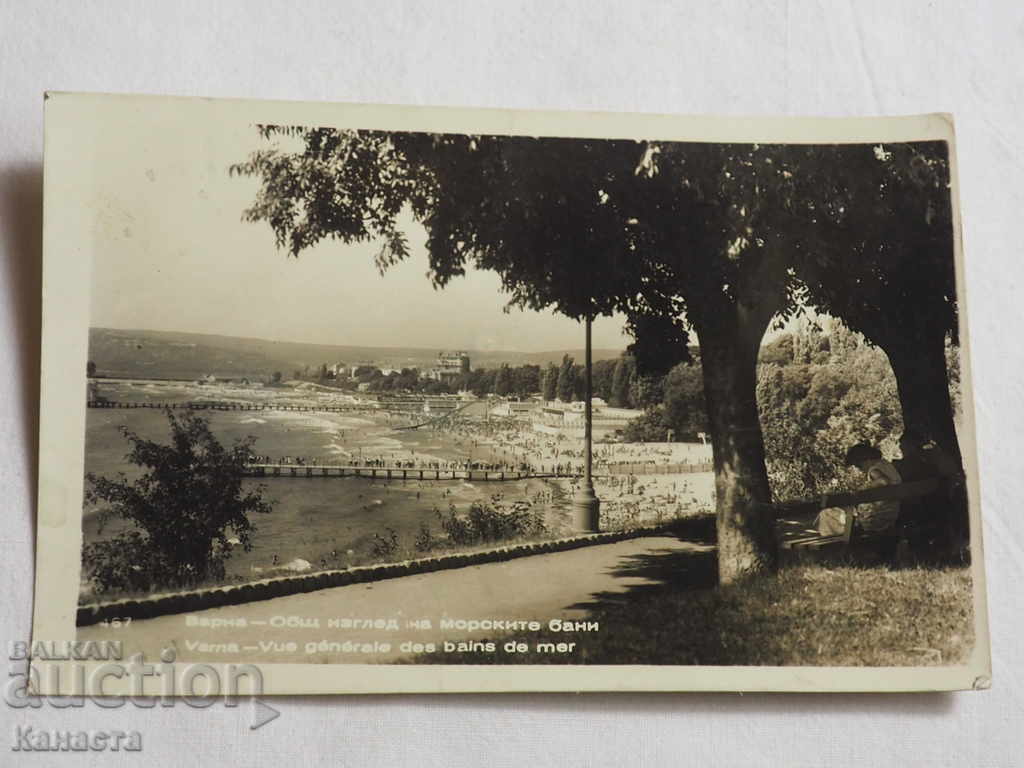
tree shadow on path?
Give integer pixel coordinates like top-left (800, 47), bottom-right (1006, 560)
top-left (566, 515), bottom-right (718, 614)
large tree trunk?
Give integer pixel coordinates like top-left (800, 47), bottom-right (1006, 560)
top-left (877, 315), bottom-right (968, 556)
top-left (882, 322), bottom-right (961, 467)
top-left (694, 301), bottom-right (778, 584)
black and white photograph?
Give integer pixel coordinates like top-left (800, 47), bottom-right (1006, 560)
top-left (32, 94), bottom-right (987, 694)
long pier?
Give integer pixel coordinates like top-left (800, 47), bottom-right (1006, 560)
top-left (86, 398), bottom-right (484, 430)
top-left (87, 400), bottom-right (370, 414)
top-left (242, 464), bottom-right (548, 481)
top-left (240, 462), bottom-right (713, 481)
top-left (604, 461), bottom-right (713, 475)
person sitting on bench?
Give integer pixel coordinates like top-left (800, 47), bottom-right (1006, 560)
top-left (815, 443), bottom-right (902, 536)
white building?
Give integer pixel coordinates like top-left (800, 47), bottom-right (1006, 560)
top-left (428, 351), bottom-right (470, 383)
top-left (532, 402), bottom-right (642, 440)
top-left (489, 400), bottom-right (538, 419)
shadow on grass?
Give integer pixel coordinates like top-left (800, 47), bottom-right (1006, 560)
top-left (413, 510), bottom-right (974, 668)
top-left (662, 513), bottom-right (717, 544)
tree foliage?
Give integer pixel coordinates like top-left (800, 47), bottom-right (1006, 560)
top-left (556, 354), bottom-right (578, 403)
top-left (622, 360), bottom-right (708, 442)
top-left (542, 362), bottom-right (558, 401)
top-left (784, 143), bottom-right (956, 345)
top-left (227, 130), bottom-right (810, 583)
top-left (756, 323), bottom-right (903, 501)
top-left (781, 142), bottom-right (960, 463)
top-left (661, 362), bottom-right (709, 439)
top-left (230, 128), bottom-right (681, 330)
top-left (83, 410), bottom-right (273, 594)
top-left (493, 364), bottom-right (512, 396)
top-left (231, 128), bottom-right (962, 581)
top-left (591, 358), bottom-right (617, 403)
top-left (610, 355), bottom-right (634, 408)
top-left (759, 335), bottom-right (793, 366)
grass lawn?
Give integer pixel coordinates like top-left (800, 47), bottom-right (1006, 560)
top-left (414, 564), bottom-right (974, 666)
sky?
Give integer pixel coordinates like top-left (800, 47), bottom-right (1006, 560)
top-left (87, 113), bottom-right (634, 353)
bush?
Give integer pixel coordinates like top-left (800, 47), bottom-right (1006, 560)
top-left (370, 528), bottom-right (400, 558)
top-left (757, 332), bottom-right (903, 502)
top-left (82, 531), bottom-right (172, 595)
top-left (83, 409), bottom-right (273, 595)
top-left (621, 408), bottom-right (669, 443)
top-left (413, 523), bottom-right (436, 552)
top-left (438, 503), bottom-right (546, 546)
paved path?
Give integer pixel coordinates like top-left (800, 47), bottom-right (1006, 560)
top-left (77, 536), bottom-right (712, 664)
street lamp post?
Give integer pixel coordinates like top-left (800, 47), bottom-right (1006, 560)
top-left (572, 313), bottom-right (601, 533)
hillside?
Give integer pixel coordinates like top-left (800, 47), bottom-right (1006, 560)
top-left (87, 328), bottom-right (626, 380)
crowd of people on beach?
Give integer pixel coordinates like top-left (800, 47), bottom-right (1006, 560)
top-left (427, 415), bottom-right (712, 472)
top-left (250, 410), bottom-right (711, 480)
top-left (242, 404), bottom-right (717, 549)
top-left (246, 452), bottom-right (542, 474)
top-left (416, 416), bottom-right (714, 526)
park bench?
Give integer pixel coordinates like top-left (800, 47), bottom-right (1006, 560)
top-left (765, 478), bottom-right (945, 564)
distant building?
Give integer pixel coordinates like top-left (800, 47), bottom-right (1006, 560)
top-left (329, 362), bottom-right (350, 378)
top-left (428, 351), bottom-right (470, 383)
top-left (490, 400), bottom-right (537, 419)
top-left (422, 397), bottom-right (460, 416)
top-left (532, 402), bottom-right (641, 440)
top-left (567, 397), bottom-right (608, 412)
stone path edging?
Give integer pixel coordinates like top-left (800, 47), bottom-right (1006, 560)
top-left (76, 525), bottom-right (676, 626)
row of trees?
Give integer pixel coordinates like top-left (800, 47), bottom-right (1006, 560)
top-left (82, 321), bottom-right (947, 595)
top-left (542, 354), bottom-right (648, 408)
top-left (285, 354), bottom-right (660, 405)
top-left (624, 320), bottom-right (962, 509)
top-left (351, 353), bottom-right (658, 406)
top-left (304, 362), bottom-right (546, 397)
top-left (232, 128), bottom-right (962, 584)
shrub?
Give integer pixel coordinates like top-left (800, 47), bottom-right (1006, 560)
top-left (757, 336), bottom-right (903, 502)
top-left (82, 409), bottom-right (273, 594)
top-left (413, 523), bottom-right (436, 552)
top-left (82, 531), bottom-right (171, 595)
top-left (438, 503), bottom-right (546, 546)
top-left (370, 528), bottom-right (400, 558)
top-left (621, 409), bottom-right (668, 443)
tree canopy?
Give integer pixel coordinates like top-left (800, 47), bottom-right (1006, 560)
top-left (232, 127), bottom-right (963, 580)
top-left (231, 128), bottom-right (678, 326)
top-left (556, 354), bottom-right (578, 403)
top-left (783, 142), bottom-right (961, 465)
top-left (542, 362), bottom-right (558, 401)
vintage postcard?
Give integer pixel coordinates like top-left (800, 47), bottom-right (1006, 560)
top-left (31, 93), bottom-right (990, 694)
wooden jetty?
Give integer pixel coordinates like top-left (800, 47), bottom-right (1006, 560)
top-left (87, 400), bottom-right (367, 414)
top-left (241, 464), bottom-right (554, 481)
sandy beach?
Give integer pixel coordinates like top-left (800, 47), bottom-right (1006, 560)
top-left (82, 381), bottom-right (715, 599)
